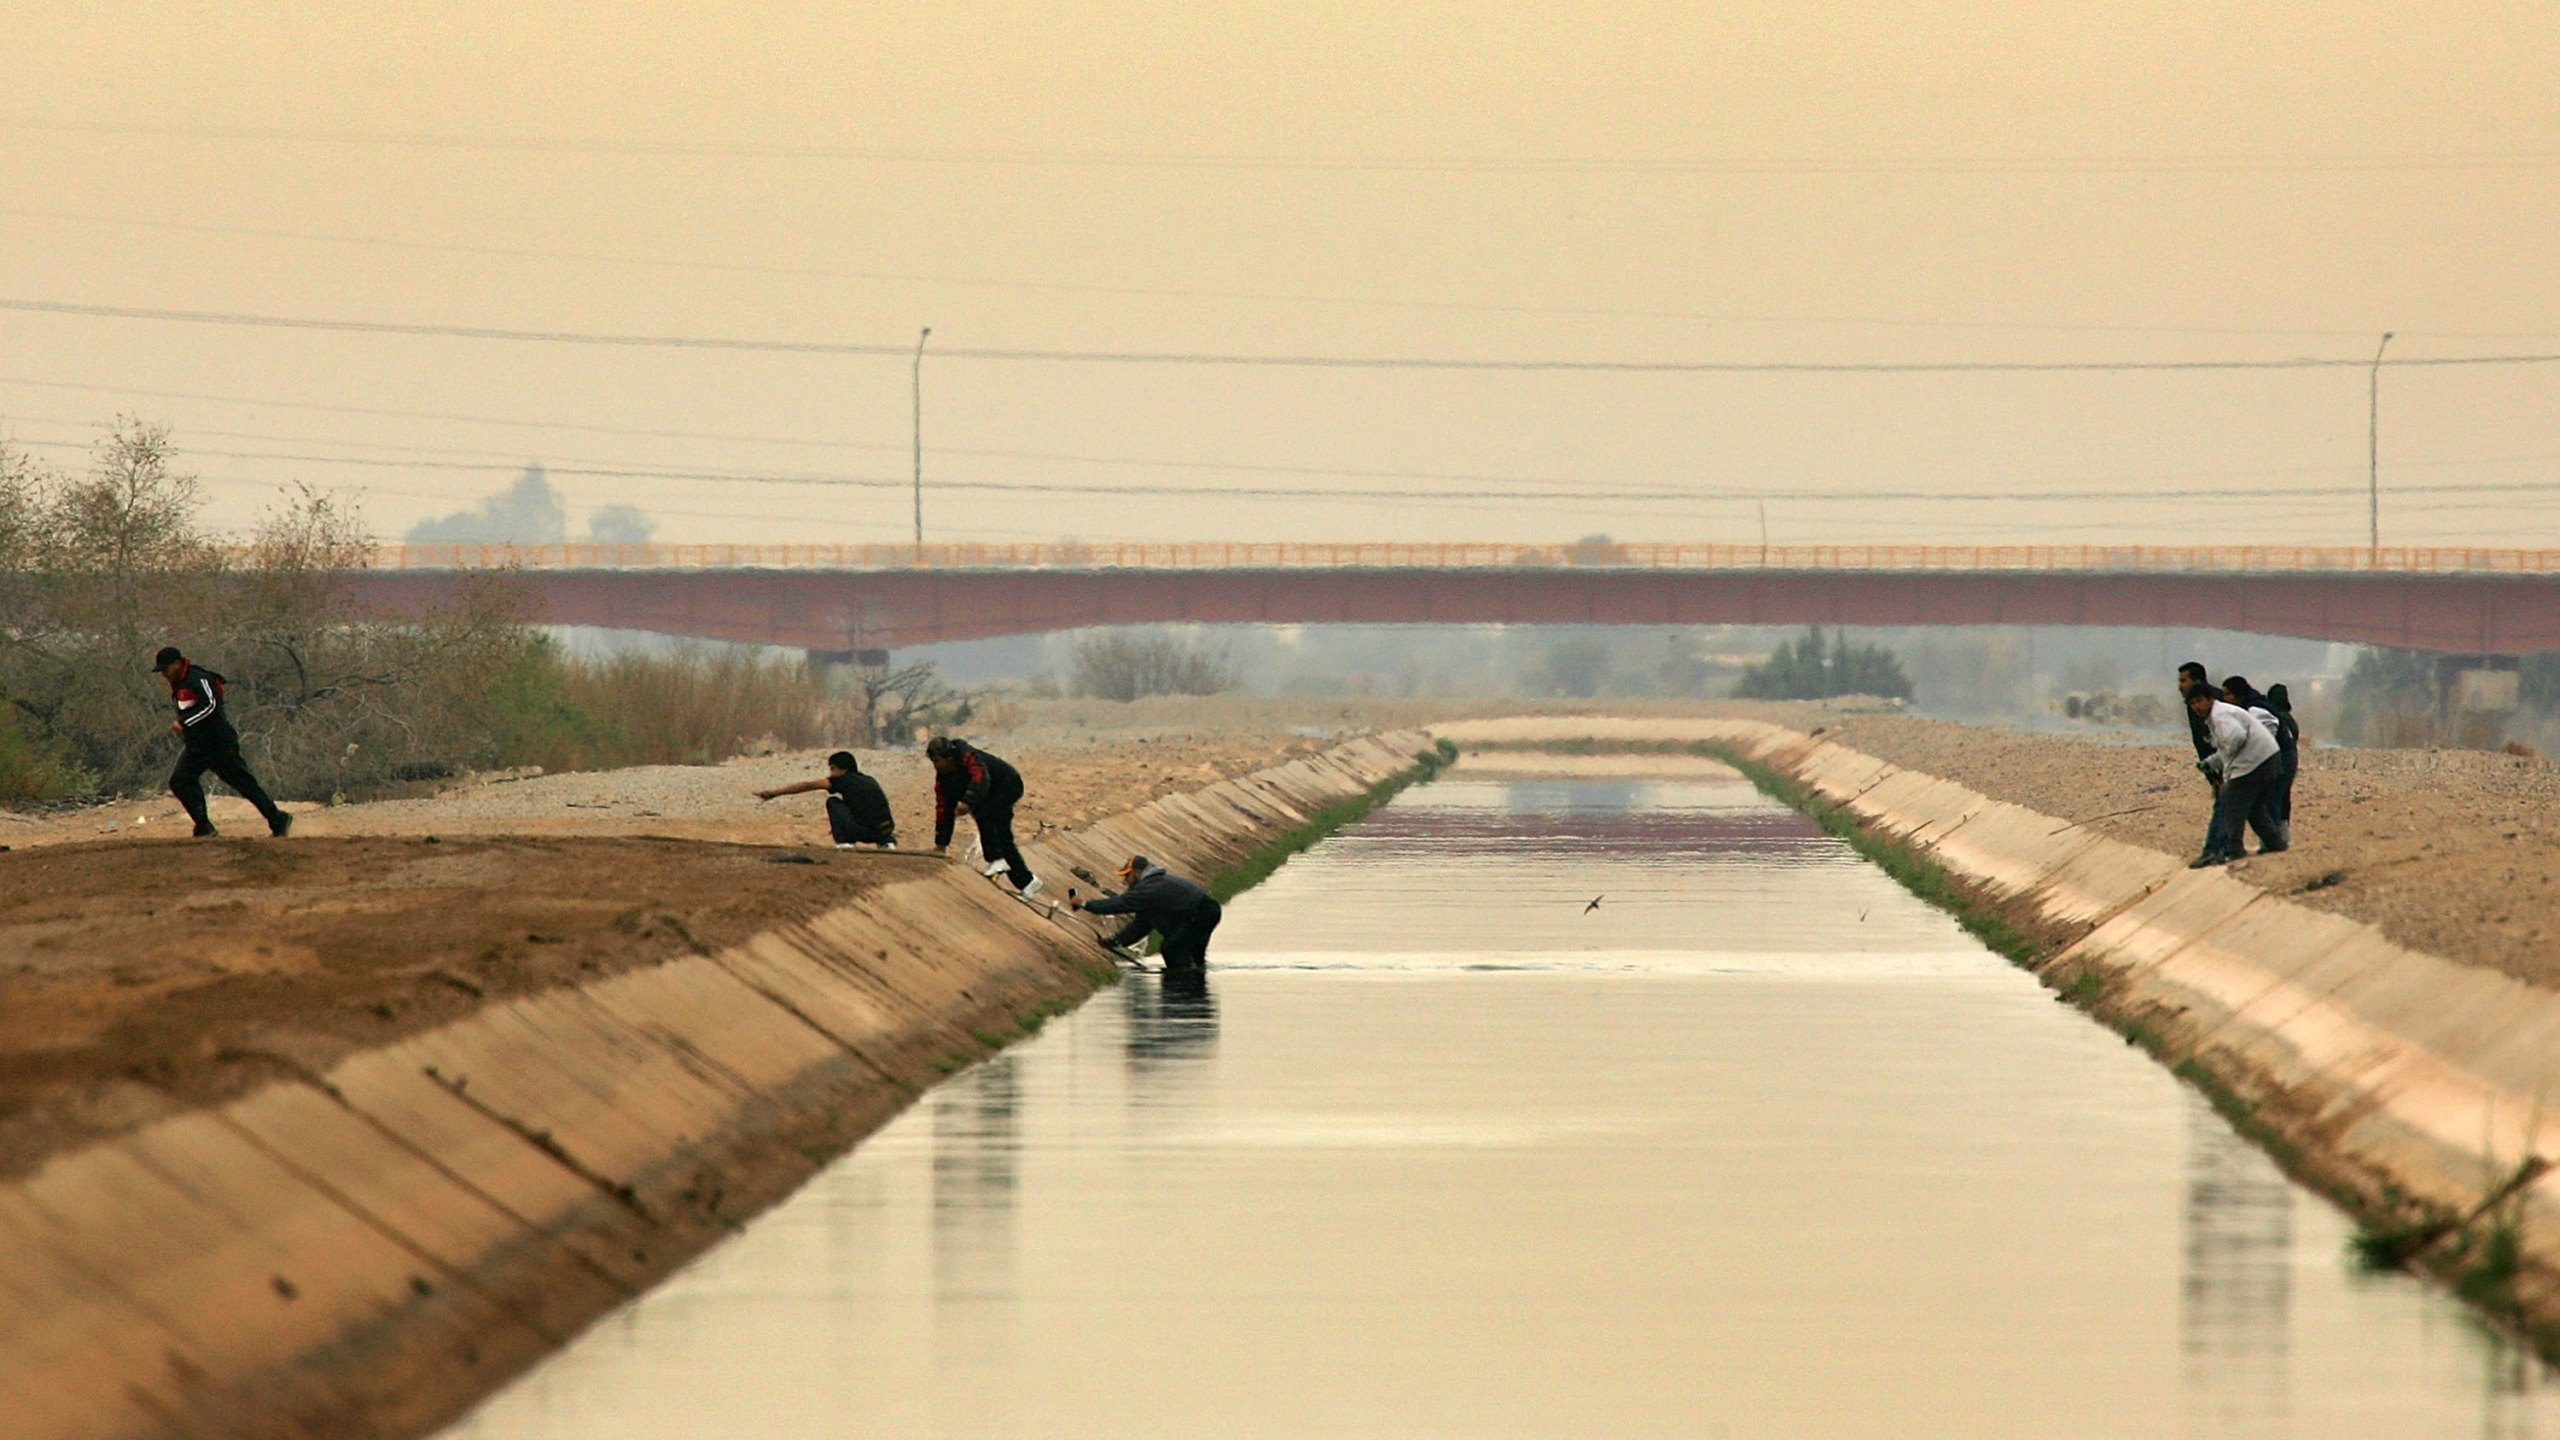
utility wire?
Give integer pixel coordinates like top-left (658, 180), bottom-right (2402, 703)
top-left (10, 296), bottom-right (2560, 373)
top-left (13, 373), bottom-right (2560, 496)
top-left (0, 205), bottom-right (2447, 340)
top-left (8, 430), bottom-right (2552, 508)
top-left (10, 117), bottom-right (2558, 175)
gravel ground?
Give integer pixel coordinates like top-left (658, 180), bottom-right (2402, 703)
top-left (0, 698), bottom-right (1455, 852)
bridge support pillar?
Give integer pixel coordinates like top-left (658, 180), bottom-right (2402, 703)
top-left (806, 648), bottom-right (892, 672)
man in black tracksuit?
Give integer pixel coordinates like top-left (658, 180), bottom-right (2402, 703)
top-left (929, 736), bottom-right (1037, 894)
top-left (154, 646), bottom-right (291, 838)
top-left (1074, 855), bottom-right (1222, 974)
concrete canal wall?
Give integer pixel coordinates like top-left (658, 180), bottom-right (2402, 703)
top-left (0, 731), bottom-right (1438, 1440)
top-left (1438, 716), bottom-right (2560, 1348)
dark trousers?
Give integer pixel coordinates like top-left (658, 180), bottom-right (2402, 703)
top-left (826, 797), bottom-right (894, 846)
top-left (1159, 900), bottom-right (1223, 973)
top-left (2204, 762), bottom-right (2287, 860)
top-left (2274, 750), bottom-right (2298, 824)
top-left (975, 800), bottom-right (1033, 889)
top-left (171, 740), bottom-right (284, 832)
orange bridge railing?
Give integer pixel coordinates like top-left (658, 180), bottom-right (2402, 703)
top-left (355, 541), bottom-right (2560, 576)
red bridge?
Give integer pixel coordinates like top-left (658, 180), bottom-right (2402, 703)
top-left (347, 542), bottom-right (2560, 656)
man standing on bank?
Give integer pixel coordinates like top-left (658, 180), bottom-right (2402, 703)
top-left (754, 750), bottom-right (896, 849)
top-left (928, 736), bottom-right (1039, 896)
top-left (154, 646), bottom-right (291, 838)
top-left (1073, 855), bottom-right (1222, 975)
top-left (2176, 661), bottom-right (2221, 797)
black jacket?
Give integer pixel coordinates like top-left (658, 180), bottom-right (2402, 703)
top-left (827, 770), bottom-right (895, 841)
top-left (932, 743), bottom-right (1024, 846)
top-left (2224, 681), bottom-right (2299, 762)
top-left (168, 663), bottom-right (239, 749)
top-left (1082, 865), bottom-right (1218, 947)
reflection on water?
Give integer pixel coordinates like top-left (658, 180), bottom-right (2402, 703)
top-left (1123, 967), bottom-right (1219, 1076)
top-left (445, 766), bottom-right (2560, 1440)
top-left (2184, 1099), bottom-right (2292, 1434)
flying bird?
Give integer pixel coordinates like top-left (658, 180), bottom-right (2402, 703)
top-left (1583, 896), bottom-right (1604, 914)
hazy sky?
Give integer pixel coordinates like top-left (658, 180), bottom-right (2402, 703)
top-left (3, 2), bottom-right (2556, 548)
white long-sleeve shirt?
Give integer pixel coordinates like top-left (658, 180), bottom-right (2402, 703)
top-left (2200, 699), bottom-right (2278, 781)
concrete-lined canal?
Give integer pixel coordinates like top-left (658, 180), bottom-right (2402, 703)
top-left (443, 755), bottom-right (2560, 1438)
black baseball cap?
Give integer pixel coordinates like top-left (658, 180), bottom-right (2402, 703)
top-left (151, 646), bottom-right (184, 671)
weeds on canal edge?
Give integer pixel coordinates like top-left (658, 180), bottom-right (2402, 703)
top-left (1205, 738), bottom-right (1458, 903)
top-left (1708, 747), bottom-right (2038, 968)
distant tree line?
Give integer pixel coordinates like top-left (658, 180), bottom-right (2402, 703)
top-left (1730, 627), bottom-right (1913, 701)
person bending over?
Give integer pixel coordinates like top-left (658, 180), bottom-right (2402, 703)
top-left (1074, 855), bottom-right (1222, 974)
top-left (154, 646), bottom-right (291, 838)
top-left (2224, 674), bottom-right (2301, 827)
top-left (2188, 687), bottom-right (2286, 867)
top-left (929, 736), bottom-right (1038, 895)
top-left (755, 750), bottom-right (896, 849)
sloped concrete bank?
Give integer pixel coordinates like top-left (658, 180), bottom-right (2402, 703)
top-left (1438, 717), bottom-right (2560, 1353)
top-left (1, 730), bottom-right (1438, 1440)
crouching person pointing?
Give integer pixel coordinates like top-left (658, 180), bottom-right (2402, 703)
top-left (1073, 855), bottom-right (1222, 976)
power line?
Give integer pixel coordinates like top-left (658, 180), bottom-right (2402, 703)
top-left (12, 296), bottom-right (2560, 373)
top-left (12, 381), bottom-right (2559, 512)
top-left (0, 205), bottom-right (2443, 340)
top-left (1, 392), bottom-right (2461, 493)
top-left (10, 430), bottom-right (2553, 508)
top-left (9, 116), bottom-right (2558, 175)
top-left (0, 373), bottom-right (876, 449)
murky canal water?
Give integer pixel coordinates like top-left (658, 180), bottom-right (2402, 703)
top-left (446, 759), bottom-right (2560, 1438)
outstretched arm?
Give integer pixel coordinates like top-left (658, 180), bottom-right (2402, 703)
top-left (754, 778), bottom-right (829, 801)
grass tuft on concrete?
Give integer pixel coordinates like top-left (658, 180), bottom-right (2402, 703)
top-left (1711, 747), bottom-right (2038, 968)
top-left (1205, 738), bottom-right (1457, 903)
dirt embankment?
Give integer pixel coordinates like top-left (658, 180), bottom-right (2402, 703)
top-left (0, 713), bottom-right (1360, 1186)
top-left (1812, 714), bottom-right (2560, 991)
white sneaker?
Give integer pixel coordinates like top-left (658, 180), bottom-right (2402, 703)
top-left (983, 858), bottom-right (1010, 878)
top-left (1020, 876), bottom-right (1044, 899)
top-left (835, 842), bottom-right (856, 850)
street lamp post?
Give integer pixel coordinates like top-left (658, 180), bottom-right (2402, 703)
top-left (912, 326), bottom-right (932, 550)
top-left (2368, 330), bottom-right (2392, 556)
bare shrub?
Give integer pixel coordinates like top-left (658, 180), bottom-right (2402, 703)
top-left (1069, 629), bottom-right (1237, 702)
top-left (556, 647), bottom-right (849, 768)
top-left (848, 660), bottom-right (976, 746)
top-left (0, 426), bottom-right (538, 802)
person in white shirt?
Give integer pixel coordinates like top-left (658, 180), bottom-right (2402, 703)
top-left (2186, 688), bottom-right (2288, 867)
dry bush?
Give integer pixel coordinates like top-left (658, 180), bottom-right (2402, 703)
top-left (0, 426), bottom-right (540, 803)
top-left (1070, 629), bottom-right (1238, 702)
top-left (512, 647), bottom-right (853, 771)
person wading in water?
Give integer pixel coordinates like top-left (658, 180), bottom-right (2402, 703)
top-left (1074, 854), bottom-right (1222, 976)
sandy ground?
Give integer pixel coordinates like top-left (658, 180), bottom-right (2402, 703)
top-left (1806, 712), bottom-right (2560, 991)
top-left (0, 700), bottom-right (1401, 1179)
